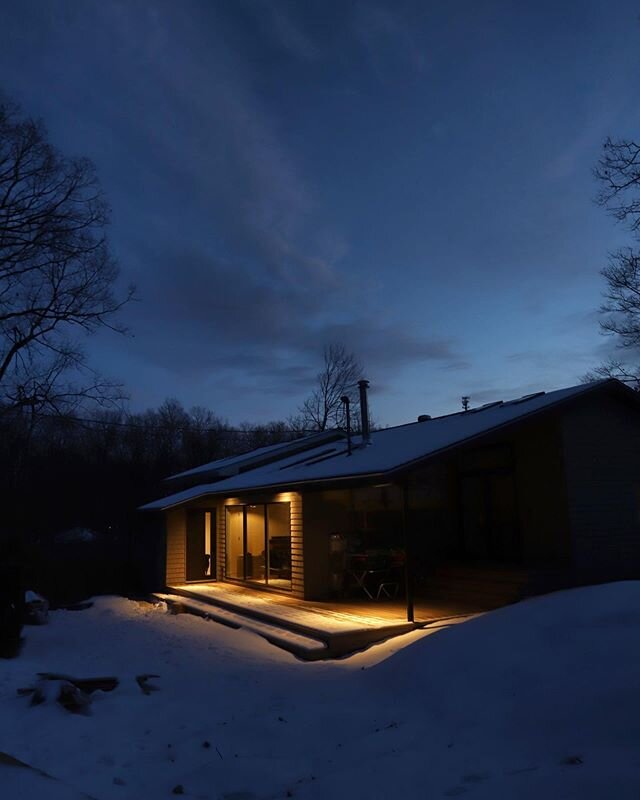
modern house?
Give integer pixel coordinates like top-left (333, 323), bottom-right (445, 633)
top-left (141, 378), bottom-right (640, 623)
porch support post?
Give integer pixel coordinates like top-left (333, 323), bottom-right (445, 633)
top-left (401, 479), bottom-right (415, 623)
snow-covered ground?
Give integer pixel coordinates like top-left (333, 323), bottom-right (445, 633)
top-left (1, 584), bottom-right (640, 799)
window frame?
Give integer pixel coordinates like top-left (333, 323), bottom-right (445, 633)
top-left (224, 501), bottom-right (291, 590)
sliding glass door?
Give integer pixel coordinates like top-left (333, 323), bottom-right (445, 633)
top-left (225, 503), bottom-right (291, 589)
top-left (267, 503), bottom-right (292, 589)
top-left (225, 506), bottom-right (244, 580)
top-left (246, 505), bottom-right (267, 581)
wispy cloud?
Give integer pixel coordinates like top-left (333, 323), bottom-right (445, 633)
top-left (262, 2), bottom-right (321, 62)
top-left (63, 2), bottom-right (459, 400)
top-left (353, 1), bottom-right (427, 75)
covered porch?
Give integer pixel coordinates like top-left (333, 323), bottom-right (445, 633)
top-left (164, 427), bottom-right (571, 627)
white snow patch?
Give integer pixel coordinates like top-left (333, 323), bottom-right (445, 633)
top-left (1, 584), bottom-right (640, 798)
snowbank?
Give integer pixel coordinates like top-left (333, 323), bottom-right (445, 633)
top-left (0, 585), bottom-right (639, 799)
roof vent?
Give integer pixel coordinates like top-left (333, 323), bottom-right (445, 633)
top-left (469, 400), bottom-right (503, 413)
top-left (507, 391), bottom-right (546, 405)
top-left (417, 414), bottom-right (432, 422)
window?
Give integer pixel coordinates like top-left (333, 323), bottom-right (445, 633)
top-left (225, 503), bottom-right (291, 589)
top-left (186, 509), bottom-right (216, 581)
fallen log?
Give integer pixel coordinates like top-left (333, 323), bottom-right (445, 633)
top-left (57, 681), bottom-right (92, 714)
top-left (37, 673), bottom-right (119, 693)
top-left (136, 674), bottom-right (160, 695)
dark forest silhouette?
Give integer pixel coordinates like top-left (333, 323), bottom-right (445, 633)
top-left (2, 402), bottom-right (303, 603)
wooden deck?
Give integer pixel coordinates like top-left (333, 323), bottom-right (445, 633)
top-left (170, 581), bottom-right (480, 624)
top-left (158, 582), bottom-right (481, 659)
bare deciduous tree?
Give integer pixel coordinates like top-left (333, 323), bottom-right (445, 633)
top-left (299, 343), bottom-right (363, 431)
top-left (586, 137), bottom-right (640, 386)
top-left (0, 100), bottom-right (134, 416)
top-left (581, 358), bottom-right (640, 390)
top-left (595, 138), bottom-right (640, 229)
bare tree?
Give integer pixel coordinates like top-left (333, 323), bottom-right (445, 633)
top-left (595, 138), bottom-right (640, 229)
top-left (587, 137), bottom-right (640, 384)
top-left (299, 343), bottom-right (363, 431)
top-left (0, 100), bottom-right (134, 417)
top-left (599, 248), bottom-right (640, 345)
top-left (581, 358), bottom-right (640, 390)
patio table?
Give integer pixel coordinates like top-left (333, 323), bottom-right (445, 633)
top-left (347, 567), bottom-right (396, 600)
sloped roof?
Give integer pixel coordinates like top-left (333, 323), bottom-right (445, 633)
top-left (141, 379), bottom-right (631, 511)
top-left (166, 429), bottom-right (344, 483)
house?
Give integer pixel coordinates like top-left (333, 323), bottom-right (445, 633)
top-left (141, 378), bottom-right (640, 621)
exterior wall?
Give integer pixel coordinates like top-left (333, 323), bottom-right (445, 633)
top-left (511, 418), bottom-right (571, 563)
top-left (408, 425), bottom-right (571, 567)
top-left (216, 505), bottom-right (225, 581)
top-left (302, 489), bottom-right (353, 599)
top-left (165, 508), bottom-right (186, 585)
top-left (290, 492), bottom-right (304, 598)
top-left (216, 502), bottom-right (227, 583)
top-left (408, 462), bottom-right (458, 561)
top-left (562, 393), bottom-right (640, 574)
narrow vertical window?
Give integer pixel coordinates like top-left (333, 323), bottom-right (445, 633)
top-left (204, 511), bottom-right (212, 577)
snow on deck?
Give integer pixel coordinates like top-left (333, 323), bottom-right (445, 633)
top-left (155, 592), bottom-right (329, 656)
top-left (169, 582), bottom-right (415, 633)
top-left (2, 584), bottom-right (640, 799)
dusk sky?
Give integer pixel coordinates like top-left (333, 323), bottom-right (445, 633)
top-left (2, 0), bottom-right (640, 426)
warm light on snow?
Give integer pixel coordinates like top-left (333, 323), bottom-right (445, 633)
top-left (2, 584), bottom-right (640, 798)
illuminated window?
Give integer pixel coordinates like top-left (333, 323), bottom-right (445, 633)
top-left (225, 503), bottom-right (291, 589)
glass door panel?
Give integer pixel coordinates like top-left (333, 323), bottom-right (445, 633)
top-left (267, 503), bottom-right (291, 589)
top-left (225, 506), bottom-right (244, 579)
top-left (204, 511), bottom-right (214, 577)
top-left (245, 505), bottom-right (266, 582)
top-left (186, 510), bottom-right (207, 581)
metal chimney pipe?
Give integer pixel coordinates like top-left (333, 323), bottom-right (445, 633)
top-left (340, 395), bottom-right (352, 455)
top-left (358, 379), bottom-right (371, 446)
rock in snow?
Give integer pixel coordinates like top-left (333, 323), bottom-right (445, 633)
top-left (24, 590), bottom-right (49, 625)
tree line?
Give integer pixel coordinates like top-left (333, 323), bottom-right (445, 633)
top-left (2, 400), bottom-right (305, 541)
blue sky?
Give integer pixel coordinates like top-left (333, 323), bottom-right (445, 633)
top-left (1, 0), bottom-right (639, 425)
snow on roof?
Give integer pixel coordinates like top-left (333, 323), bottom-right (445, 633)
top-left (167, 429), bottom-right (344, 482)
top-left (141, 380), bottom-right (622, 511)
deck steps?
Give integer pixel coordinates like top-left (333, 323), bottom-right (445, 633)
top-left (151, 589), bottom-right (416, 660)
top-left (153, 593), bottom-right (329, 660)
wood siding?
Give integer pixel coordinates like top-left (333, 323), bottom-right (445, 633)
top-left (562, 393), bottom-right (640, 574)
top-left (289, 492), bottom-right (304, 598)
top-left (165, 508), bottom-right (186, 585)
top-left (216, 504), bottom-right (225, 581)
top-left (511, 418), bottom-right (571, 562)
